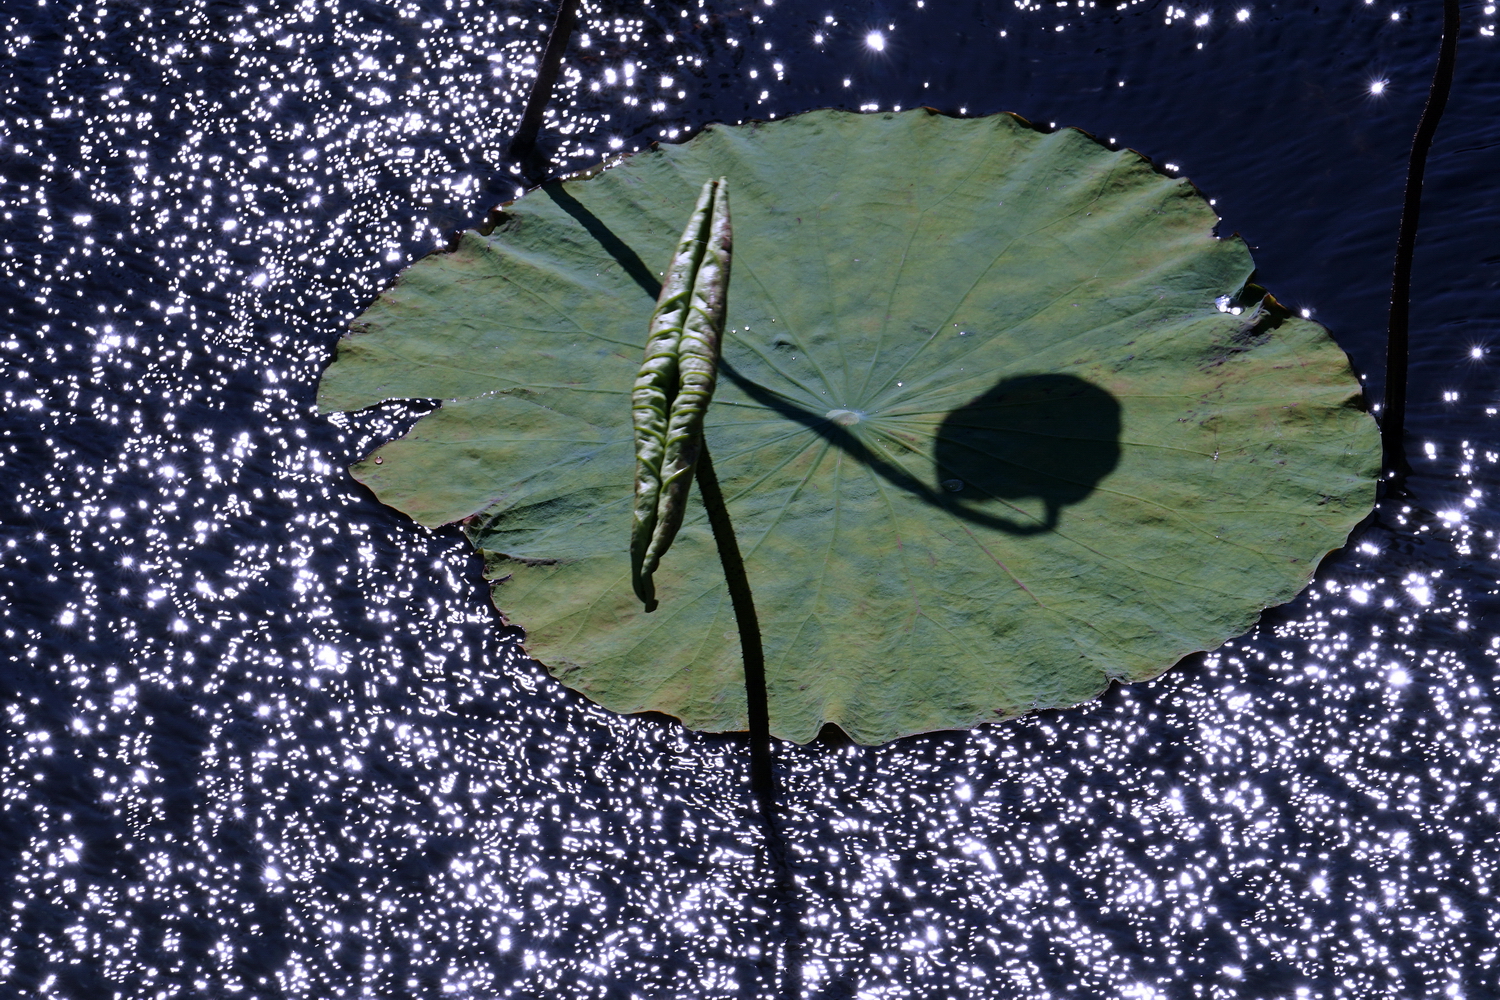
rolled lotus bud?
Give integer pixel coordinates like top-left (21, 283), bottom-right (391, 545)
top-left (630, 177), bottom-right (732, 611)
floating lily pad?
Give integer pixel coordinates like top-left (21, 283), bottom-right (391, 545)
top-left (318, 109), bottom-right (1379, 745)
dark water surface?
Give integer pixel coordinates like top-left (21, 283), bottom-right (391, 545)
top-left (3, 1), bottom-right (1500, 997)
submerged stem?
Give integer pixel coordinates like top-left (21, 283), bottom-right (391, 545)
top-left (1381, 0), bottom-right (1459, 495)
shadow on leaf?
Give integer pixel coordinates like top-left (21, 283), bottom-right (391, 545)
top-left (935, 373), bottom-right (1121, 531)
top-left (720, 364), bottom-right (1120, 535)
top-left (537, 182), bottom-right (1123, 534)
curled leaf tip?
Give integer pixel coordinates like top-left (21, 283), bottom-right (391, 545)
top-left (630, 177), bottom-right (732, 610)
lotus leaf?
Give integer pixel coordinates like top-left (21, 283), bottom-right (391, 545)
top-left (318, 109), bottom-right (1379, 745)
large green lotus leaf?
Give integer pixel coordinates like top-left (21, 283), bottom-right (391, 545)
top-left (318, 109), bottom-right (1378, 745)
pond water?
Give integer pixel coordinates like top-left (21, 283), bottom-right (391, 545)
top-left (2, 1), bottom-right (1499, 997)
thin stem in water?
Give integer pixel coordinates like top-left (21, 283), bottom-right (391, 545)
top-left (1381, 0), bottom-right (1460, 495)
top-left (506, 0), bottom-right (583, 183)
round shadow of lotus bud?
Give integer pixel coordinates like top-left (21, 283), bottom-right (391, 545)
top-left (933, 373), bottom-right (1121, 533)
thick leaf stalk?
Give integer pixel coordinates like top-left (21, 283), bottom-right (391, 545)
top-left (630, 177), bottom-right (732, 611)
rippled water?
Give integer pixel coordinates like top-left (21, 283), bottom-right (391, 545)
top-left (3, 1), bottom-right (1499, 997)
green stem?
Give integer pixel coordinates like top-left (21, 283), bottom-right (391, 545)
top-left (693, 445), bottom-right (772, 800)
top-left (506, 0), bottom-right (583, 183)
top-left (693, 444), bottom-right (802, 996)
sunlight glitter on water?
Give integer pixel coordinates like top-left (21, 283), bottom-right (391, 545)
top-left (2, 0), bottom-right (1499, 997)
